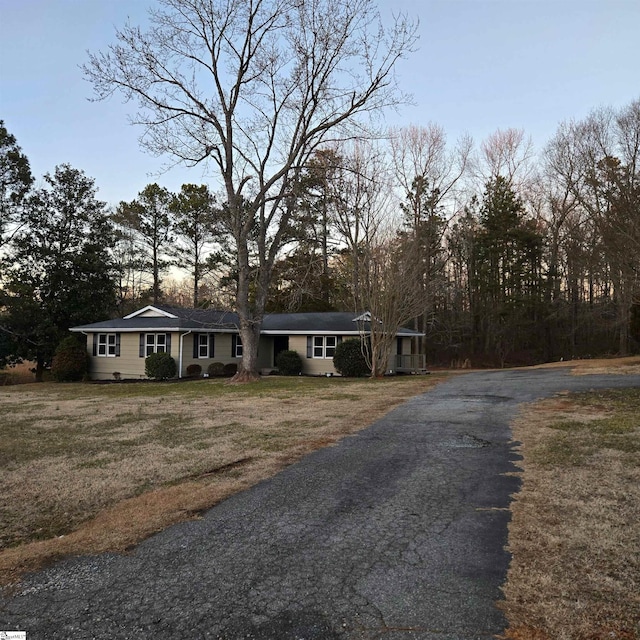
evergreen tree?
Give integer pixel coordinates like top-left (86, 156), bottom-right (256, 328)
top-left (471, 176), bottom-right (544, 365)
top-left (0, 120), bottom-right (33, 249)
top-left (1, 165), bottom-right (117, 379)
top-left (169, 184), bottom-right (221, 307)
top-left (114, 184), bottom-right (173, 305)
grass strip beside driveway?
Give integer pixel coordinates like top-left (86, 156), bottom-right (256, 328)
top-left (502, 387), bottom-right (640, 640)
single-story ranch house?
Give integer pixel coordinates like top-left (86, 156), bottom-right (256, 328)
top-left (70, 305), bottom-right (425, 380)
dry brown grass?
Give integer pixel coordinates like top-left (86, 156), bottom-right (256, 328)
top-left (501, 387), bottom-right (640, 640)
top-left (0, 374), bottom-right (441, 586)
top-left (0, 361), bottom-right (38, 385)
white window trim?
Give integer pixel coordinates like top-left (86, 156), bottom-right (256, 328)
top-left (313, 335), bottom-right (337, 359)
top-left (198, 334), bottom-right (210, 358)
top-left (146, 333), bottom-right (167, 356)
top-left (97, 333), bottom-right (117, 357)
top-left (234, 335), bottom-right (243, 358)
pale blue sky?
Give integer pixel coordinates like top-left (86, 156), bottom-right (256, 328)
top-left (1, 0), bottom-right (638, 206)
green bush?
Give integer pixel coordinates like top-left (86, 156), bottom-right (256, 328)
top-left (223, 362), bottom-right (238, 376)
top-left (275, 350), bottom-right (302, 375)
top-left (186, 363), bottom-right (202, 377)
top-left (207, 362), bottom-right (225, 377)
top-left (333, 339), bottom-right (370, 377)
top-left (51, 336), bottom-right (89, 382)
top-left (145, 352), bottom-right (177, 380)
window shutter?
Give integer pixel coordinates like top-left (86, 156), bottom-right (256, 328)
top-left (139, 334), bottom-right (145, 358)
top-left (337, 336), bottom-right (343, 345)
top-left (232, 334), bottom-right (237, 357)
top-left (193, 333), bottom-right (199, 359)
top-left (115, 333), bottom-right (121, 357)
top-left (209, 334), bottom-right (215, 358)
top-left (306, 336), bottom-right (312, 358)
top-left (92, 334), bottom-right (98, 356)
top-left (166, 333), bottom-right (172, 355)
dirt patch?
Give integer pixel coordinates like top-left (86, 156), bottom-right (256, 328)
top-left (0, 375), bottom-right (441, 586)
top-left (501, 388), bottom-right (640, 640)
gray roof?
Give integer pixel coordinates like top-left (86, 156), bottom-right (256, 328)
top-left (71, 306), bottom-right (422, 336)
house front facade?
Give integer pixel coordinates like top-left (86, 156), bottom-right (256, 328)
top-left (70, 305), bottom-right (424, 380)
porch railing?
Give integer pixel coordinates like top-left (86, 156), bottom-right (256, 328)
top-left (395, 353), bottom-right (427, 373)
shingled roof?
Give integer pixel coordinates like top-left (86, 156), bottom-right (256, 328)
top-left (71, 305), bottom-right (422, 337)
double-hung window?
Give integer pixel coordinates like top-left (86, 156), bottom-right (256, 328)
top-left (139, 333), bottom-right (171, 357)
top-left (95, 333), bottom-right (119, 357)
top-left (312, 336), bottom-right (337, 359)
top-left (147, 333), bottom-right (166, 356)
top-left (193, 333), bottom-right (215, 359)
top-left (232, 335), bottom-right (243, 358)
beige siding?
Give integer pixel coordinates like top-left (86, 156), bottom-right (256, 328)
top-left (181, 333), bottom-right (242, 376)
top-left (86, 328), bottom-right (409, 380)
top-left (86, 332), bottom-right (146, 380)
top-left (136, 309), bottom-right (170, 317)
top-left (289, 334), bottom-right (342, 376)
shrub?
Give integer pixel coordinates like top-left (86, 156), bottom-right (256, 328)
top-left (223, 362), bottom-right (238, 376)
top-left (333, 339), bottom-right (370, 377)
top-left (186, 363), bottom-right (202, 378)
top-left (207, 362), bottom-right (225, 377)
top-left (275, 350), bottom-right (302, 375)
top-left (145, 352), bottom-right (177, 380)
top-left (51, 336), bottom-right (89, 382)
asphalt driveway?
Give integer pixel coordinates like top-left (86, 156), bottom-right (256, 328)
top-left (2, 368), bottom-right (640, 639)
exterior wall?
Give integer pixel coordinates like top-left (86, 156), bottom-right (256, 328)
top-left (180, 333), bottom-right (243, 376)
top-left (87, 332), bottom-right (147, 380)
top-left (136, 309), bottom-right (169, 318)
top-left (86, 329), bottom-right (415, 380)
top-left (87, 331), bottom-right (273, 379)
top-left (398, 337), bottom-right (412, 355)
top-left (288, 335), bottom-right (344, 376)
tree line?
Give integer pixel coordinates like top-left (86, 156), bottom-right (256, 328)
top-left (2, 96), bottom-right (638, 379)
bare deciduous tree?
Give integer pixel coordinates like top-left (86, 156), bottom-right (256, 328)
top-left (546, 99), bottom-right (640, 353)
top-left (84, 0), bottom-right (417, 381)
top-left (358, 233), bottom-right (424, 377)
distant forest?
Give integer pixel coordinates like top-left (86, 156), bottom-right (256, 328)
top-left (2, 98), bottom-right (639, 370)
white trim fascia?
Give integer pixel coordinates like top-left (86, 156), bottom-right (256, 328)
top-left (260, 330), bottom-right (363, 336)
top-left (123, 305), bottom-right (179, 320)
top-left (73, 327), bottom-right (239, 333)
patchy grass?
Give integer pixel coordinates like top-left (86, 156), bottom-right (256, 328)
top-left (502, 387), bottom-right (640, 640)
top-left (0, 374), bottom-right (442, 585)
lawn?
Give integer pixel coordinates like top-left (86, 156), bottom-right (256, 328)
top-left (0, 374), bottom-right (441, 584)
top-left (502, 387), bottom-right (640, 640)
top-left (2, 360), bottom-right (639, 640)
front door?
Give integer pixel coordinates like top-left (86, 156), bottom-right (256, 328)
top-left (273, 335), bottom-right (289, 366)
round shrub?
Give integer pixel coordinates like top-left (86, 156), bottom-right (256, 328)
top-left (275, 350), bottom-right (302, 376)
top-left (207, 362), bottom-right (225, 377)
top-left (186, 363), bottom-right (202, 378)
top-left (51, 336), bottom-right (89, 382)
top-left (145, 352), bottom-right (177, 380)
top-left (333, 339), bottom-right (370, 377)
top-left (223, 362), bottom-right (238, 376)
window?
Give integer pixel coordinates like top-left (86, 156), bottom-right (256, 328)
top-left (139, 333), bottom-right (171, 357)
top-left (95, 333), bottom-right (119, 357)
top-left (232, 334), bottom-right (243, 358)
top-left (312, 336), bottom-right (337, 359)
top-left (146, 333), bottom-right (166, 356)
top-left (193, 333), bottom-right (215, 359)
top-left (198, 334), bottom-right (208, 358)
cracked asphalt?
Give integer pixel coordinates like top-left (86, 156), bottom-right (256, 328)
top-left (3, 368), bottom-right (640, 639)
